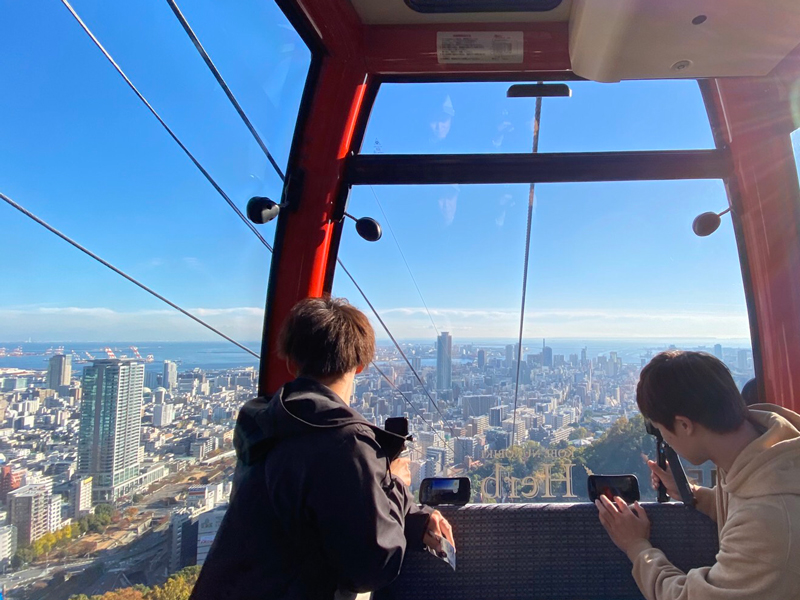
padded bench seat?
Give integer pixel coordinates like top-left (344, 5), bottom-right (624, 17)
top-left (379, 503), bottom-right (718, 600)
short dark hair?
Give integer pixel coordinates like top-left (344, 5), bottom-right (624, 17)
top-left (741, 378), bottom-right (760, 406)
top-left (636, 351), bottom-right (747, 433)
top-left (278, 297), bottom-right (375, 379)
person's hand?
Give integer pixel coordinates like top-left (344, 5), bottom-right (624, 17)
top-left (423, 510), bottom-right (455, 553)
top-left (596, 495), bottom-right (651, 560)
top-left (648, 459), bottom-right (681, 500)
top-left (389, 456), bottom-right (411, 487)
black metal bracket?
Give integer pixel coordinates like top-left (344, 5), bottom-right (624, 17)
top-left (346, 149), bottom-right (732, 186)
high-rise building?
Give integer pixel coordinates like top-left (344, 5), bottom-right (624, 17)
top-left (737, 349), bottom-right (749, 371)
top-left (78, 359), bottom-right (144, 502)
top-left (69, 476), bottom-right (93, 519)
top-left (714, 344), bottom-right (723, 359)
top-left (163, 360), bottom-right (178, 391)
top-left (154, 403), bottom-right (175, 427)
top-left (411, 356), bottom-right (422, 372)
top-left (196, 505), bottom-right (227, 566)
top-left (47, 354), bottom-right (72, 391)
top-left (490, 405), bottom-right (507, 427)
top-left (0, 525), bottom-right (17, 567)
top-left (454, 437), bottom-right (476, 466)
top-left (505, 345), bottom-right (514, 368)
top-left (543, 346), bottom-right (553, 368)
top-left (462, 395), bottom-right (494, 418)
top-left (48, 495), bottom-right (62, 532)
top-left (145, 371), bottom-right (161, 390)
top-left (436, 332), bottom-right (452, 391)
top-left (8, 484), bottom-right (49, 545)
top-left (477, 349), bottom-right (486, 369)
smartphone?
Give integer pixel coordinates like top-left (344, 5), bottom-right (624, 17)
top-left (419, 477), bottom-right (471, 506)
top-left (587, 474), bottom-right (640, 504)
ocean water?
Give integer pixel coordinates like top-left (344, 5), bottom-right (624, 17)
top-left (0, 338), bottom-right (751, 373)
top-left (0, 342), bottom-right (261, 372)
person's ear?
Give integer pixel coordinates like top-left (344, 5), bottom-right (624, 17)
top-left (355, 364), bottom-right (365, 375)
top-left (674, 416), bottom-right (694, 437)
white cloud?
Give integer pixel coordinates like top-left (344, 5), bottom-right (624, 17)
top-left (0, 306), bottom-right (263, 342)
top-left (373, 306), bottom-right (750, 340)
top-left (0, 304), bottom-right (751, 343)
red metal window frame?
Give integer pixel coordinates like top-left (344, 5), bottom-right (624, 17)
top-left (262, 0), bottom-right (800, 411)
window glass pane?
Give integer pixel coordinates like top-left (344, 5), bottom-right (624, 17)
top-left (335, 179), bottom-right (751, 503)
top-left (0, 1), bottom-right (308, 580)
top-left (363, 80), bottom-right (714, 155)
top-left (1, 0), bottom-right (309, 348)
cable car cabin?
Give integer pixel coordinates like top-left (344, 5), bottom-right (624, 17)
top-left (2, 0), bottom-right (799, 599)
top-left (249, 1), bottom-right (800, 599)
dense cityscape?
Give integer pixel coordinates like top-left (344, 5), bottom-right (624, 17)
top-left (0, 337), bottom-right (754, 598)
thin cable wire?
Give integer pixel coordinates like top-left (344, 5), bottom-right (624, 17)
top-left (336, 259), bottom-right (457, 444)
top-left (1, 192), bottom-right (260, 360)
top-left (59, 0), bottom-right (448, 434)
top-left (370, 362), bottom-right (449, 449)
top-left (58, 0), bottom-right (273, 252)
top-left (164, 0), bottom-right (285, 182)
top-left (369, 186), bottom-right (439, 337)
top-left (158, 0), bottom-right (452, 436)
top-left (511, 93), bottom-right (543, 450)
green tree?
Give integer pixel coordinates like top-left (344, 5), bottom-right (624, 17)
top-left (574, 414), bottom-right (657, 500)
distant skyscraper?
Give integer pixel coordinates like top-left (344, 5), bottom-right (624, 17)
top-left (163, 360), bottom-right (178, 391)
top-left (477, 349), bottom-right (486, 369)
top-left (737, 349), bottom-right (749, 372)
top-left (436, 332), bottom-right (452, 391)
top-left (79, 359), bottom-right (144, 502)
top-left (714, 344), bottom-right (723, 359)
top-left (543, 344), bottom-right (553, 368)
top-left (46, 354), bottom-right (72, 390)
top-left (505, 345), bottom-right (514, 368)
top-left (411, 357), bottom-right (422, 372)
top-left (581, 347), bottom-right (588, 364)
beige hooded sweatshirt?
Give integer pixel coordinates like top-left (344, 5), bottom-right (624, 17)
top-left (630, 405), bottom-right (800, 600)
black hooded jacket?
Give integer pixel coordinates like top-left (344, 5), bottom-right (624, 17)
top-left (190, 378), bottom-right (433, 600)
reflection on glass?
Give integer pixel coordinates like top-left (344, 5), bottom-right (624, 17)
top-left (364, 80), bottom-right (714, 155)
top-left (335, 180), bottom-right (752, 503)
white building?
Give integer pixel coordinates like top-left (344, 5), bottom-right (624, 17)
top-left (196, 505), bottom-right (227, 566)
top-left (0, 525), bottom-right (17, 567)
top-left (69, 476), bottom-right (93, 519)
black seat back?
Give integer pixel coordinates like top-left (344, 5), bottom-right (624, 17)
top-left (380, 503), bottom-right (718, 600)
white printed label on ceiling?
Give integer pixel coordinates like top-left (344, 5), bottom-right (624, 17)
top-left (437, 32), bottom-right (524, 64)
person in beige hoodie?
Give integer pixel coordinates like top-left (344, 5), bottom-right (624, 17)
top-left (596, 350), bottom-right (800, 600)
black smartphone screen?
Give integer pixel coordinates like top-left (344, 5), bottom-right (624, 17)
top-left (587, 474), bottom-right (640, 504)
top-left (420, 477), bottom-right (470, 506)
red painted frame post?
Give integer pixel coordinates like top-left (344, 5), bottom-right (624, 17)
top-left (259, 61), bottom-right (371, 395)
top-left (707, 73), bottom-right (800, 410)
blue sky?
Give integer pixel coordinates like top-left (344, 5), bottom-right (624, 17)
top-left (1, 1), bottom-right (793, 343)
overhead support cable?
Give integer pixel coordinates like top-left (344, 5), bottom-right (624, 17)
top-left (0, 192), bottom-right (260, 360)
top-left (369, 186), bottom-right (439, 336)
top-left (164, 0), bottom-right (286, 182)
top-left (511, 93), bottom-right (543, 449)
top-left (162, 1), bottom-right (454, 440)
top-left (59, 0), bottom-right (450, 435)
top-left (370, 362), bottom-right (449, 449)
top-left (337, 259), bottom-right (458, 444)
top-left (58, 0), bottom-right (273, 252)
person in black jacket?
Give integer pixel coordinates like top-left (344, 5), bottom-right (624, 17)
top-left (190, 297), bottom-right (454, 600)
